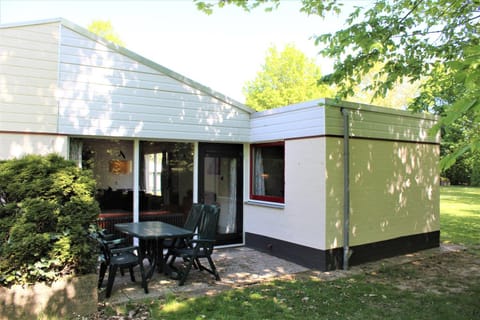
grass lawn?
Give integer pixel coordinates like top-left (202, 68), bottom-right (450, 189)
top-left (440, 186), bottom-right (480, 246)
top-left (99, 186), bottom-right (480, 320)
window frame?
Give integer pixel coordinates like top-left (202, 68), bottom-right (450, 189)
top-left (145, 152), bottom-right (163, 196)
top-left (250, 141), bottom-right (285, 204)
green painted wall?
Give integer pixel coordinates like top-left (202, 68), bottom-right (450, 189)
top-left (323, 100), bottom-right (439, 144)
top-left (325, 137), bottom-right (440, 249)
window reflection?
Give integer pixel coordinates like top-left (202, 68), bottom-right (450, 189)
top-left (140, 141), bottom-right (194, 213)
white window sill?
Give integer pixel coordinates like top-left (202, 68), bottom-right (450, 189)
top-left (244, 200), bottom-right (285, 209)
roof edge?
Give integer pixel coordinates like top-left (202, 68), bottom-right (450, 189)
top-left (0, 17), bottom-right (63, 29)
top-left (251, 98), bottom-right (326, 118)
top-left (251, 97), bottom-right (438, 121)
top-left (322, 98), bottom-right (438, 120)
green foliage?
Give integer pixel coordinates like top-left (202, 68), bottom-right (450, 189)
top-left (441, 113), bottom-right (480, 185)
top-left (0, 154), bottom-right (100, 286)
top-left (310, 0), bottom-right (480, 170)
top-left (197, 0), bottom-right (480, 169)
top-left (243, 44), bottom-right (334, 111)
top-left (194, 0), bottom-right (281, 14)
top-left (87, 20), bottom-right (125, 46)
top-left (344, 62), bottom-right (421, 109)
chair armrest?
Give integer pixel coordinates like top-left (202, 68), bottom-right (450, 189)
top-left (105, 238), bottom-right (126, 247)
top-left (111, 246), bottom-right (138, 255)
top-left (187, 238), bottom-right (216, 245)
top-left (102, 233), bottom-right (118, 241)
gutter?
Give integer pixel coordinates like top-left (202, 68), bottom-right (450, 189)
top-left (341, 108), bottom-right (350, 270)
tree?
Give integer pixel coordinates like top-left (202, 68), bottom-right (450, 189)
top-left (346, 62), bottom-right (421, 109)
top-left (195, 0), bottom-right (480, 169)
top-left (87, 20), bottom-right (125, 46)
top-left (243, 44), bottom-right (334, 111)
top-left (441, 113), bottom-right (480, 185)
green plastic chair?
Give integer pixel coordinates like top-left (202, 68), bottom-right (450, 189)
top-left (95, 234), bottom-right (148, 298)
top-left (168, 204), bottom-right (221, 286)
top-left (163, 203), bottom-right (205, 264)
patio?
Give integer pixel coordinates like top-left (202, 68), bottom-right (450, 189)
top-left (100, 246), bottom-right (309, 304)
top-left (99, 244), bottom-right (465, 305)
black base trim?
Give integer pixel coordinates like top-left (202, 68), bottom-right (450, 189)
top-left (245, 231), bottom-right (440, 271)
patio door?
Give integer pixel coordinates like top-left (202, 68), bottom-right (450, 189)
top-left (198, 143), bottom-right (243, 245)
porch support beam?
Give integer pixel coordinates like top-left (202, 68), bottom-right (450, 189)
top-left (193, 142), bottom-right (199, 203)
top-left (133, 139), bottom-right (140, 223)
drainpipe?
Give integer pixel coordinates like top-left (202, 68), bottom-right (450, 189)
top-left (341, 108), bottom-right (350, 270)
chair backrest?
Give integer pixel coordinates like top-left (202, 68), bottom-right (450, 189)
top-left (198, 204), bottom-right (220, 245)
top-left (183, 203), bottom-right (204, 232)
top-left (93, 234), bottom-right (111, 264)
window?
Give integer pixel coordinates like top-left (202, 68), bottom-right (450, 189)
top-left (250, 142), bottom-right (285, 203)
top-left (140, 141), bottom-right (194, 212)
top-left (145, 152), bottom-right (163, 196)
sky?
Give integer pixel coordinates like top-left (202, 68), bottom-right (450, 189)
top-left (0, 0), bottom-right (359, 103)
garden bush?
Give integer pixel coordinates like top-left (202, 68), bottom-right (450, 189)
top-left (0, 154), bottom-right (100, 286)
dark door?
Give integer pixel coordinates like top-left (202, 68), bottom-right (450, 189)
top-left (198, 143), bottom-right (243, 245)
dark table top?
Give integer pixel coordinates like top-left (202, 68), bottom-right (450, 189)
top-left (115, 221), bottom-right (192, 240)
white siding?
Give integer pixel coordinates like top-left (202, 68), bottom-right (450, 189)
top-left (250, 99), bottom-right (439, 144)
top-left (0, 133), bottom-right (67, 159)
top-left (250, 100), bottom-right (326, 142)
top-left (57, 26), bottom-right (251, 142)
top-left (0, 22), bottom-right (59, 132)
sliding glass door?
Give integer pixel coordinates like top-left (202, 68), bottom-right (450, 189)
top-left (198, 143), bottom-right (243, 245)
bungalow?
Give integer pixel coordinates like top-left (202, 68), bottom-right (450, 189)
top-left (0, 18), bottom-right (440, 270)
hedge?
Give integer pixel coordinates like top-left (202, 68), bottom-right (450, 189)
top-left (0, 154), bottom-right (100, 286)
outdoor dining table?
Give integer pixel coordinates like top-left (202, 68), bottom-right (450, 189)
top-left (115, 221), bottom-right (192, 279)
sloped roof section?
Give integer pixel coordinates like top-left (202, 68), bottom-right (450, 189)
top-left (57, 17), bottom-right (254, 114)
top-left (1, 17), bottom-right (253, 114)
top-left (1, 18), bottom-right (253, 141)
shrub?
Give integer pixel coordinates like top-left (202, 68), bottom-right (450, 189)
top-left (0, 154), bottom-right (100, 286)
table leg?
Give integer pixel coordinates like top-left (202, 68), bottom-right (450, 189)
top-left (155, 238), bottom-right (164, 273)
top-left (139, 239), bottom-right (157, 279)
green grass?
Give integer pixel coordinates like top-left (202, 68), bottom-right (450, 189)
top-left (144, 275), bottom-right (479, 320)
top-left (440, 186), bottom-right (480, 246)
top-left (102, 186), bottom-right (480, 319)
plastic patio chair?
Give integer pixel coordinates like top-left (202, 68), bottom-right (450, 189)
top-left (95, 234), bottom-right (148, 298)
top-left (167, 204), bottom-right (221, 286)
top-left (163, 203), bottom-right (204, 264)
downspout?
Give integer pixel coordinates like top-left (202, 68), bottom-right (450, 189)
top-left (341, 108), bottom-right (350, 270)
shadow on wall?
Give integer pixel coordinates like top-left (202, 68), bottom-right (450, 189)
top-left (0, 134), bottom-right (67, 160)
top-left (325, 137), bottom-right (439, 250)
top-left (57, 34), bottom-right (246, 140)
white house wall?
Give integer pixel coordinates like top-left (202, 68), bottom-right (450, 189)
top-left (0, 22), bottom-right (60, 133)
top-left (247, 99), bottom-right (439, 257)
top-left (0, 132), bottom-right (68, 159)
top-left (244, 137), bottom-right (326, 250)
top-left (57, 25), bottom-right (251, 142)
